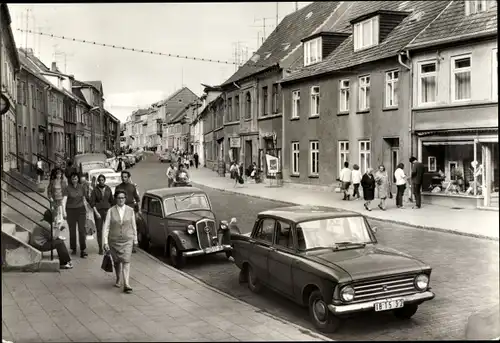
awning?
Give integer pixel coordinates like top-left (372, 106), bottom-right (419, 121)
top-left (416, 128), bottom-right (497, 137)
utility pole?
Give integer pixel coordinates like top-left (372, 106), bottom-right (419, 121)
top-left (276, 2), bottom-right (279, 27)
top-left (295, 2), bottom-right (299, 11)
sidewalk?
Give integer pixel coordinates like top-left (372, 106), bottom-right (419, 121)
top-left (2, 249), bottom-right (330, 342)
top-left (190, 168), bottom-right (499, 241)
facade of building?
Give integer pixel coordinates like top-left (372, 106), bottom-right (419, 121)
top-left (146, 106), bottom-right (162, 150)
top-left (280, 1), bottom-right (451, 190)
top-left (1, 3), bottom-right (20, 172)
top-left (104, 110), bottom-right (120, 152)
top-left (406, 0), bottom-right (498, 209)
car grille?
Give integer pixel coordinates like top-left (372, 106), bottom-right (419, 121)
top-left (196, 219), bottom-right (217, 249)
top-left (352, 274), bottom-right (418, 303)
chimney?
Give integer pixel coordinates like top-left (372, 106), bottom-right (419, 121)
top-left (26, 48), bottom-right (34, 55)
top-left (51, 62), bottom-right (57, 72)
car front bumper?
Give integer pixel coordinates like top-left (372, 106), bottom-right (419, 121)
top-left (327, 291), bottom-right (435, 315)
top-left (182, 245), bottom-right (232, 257)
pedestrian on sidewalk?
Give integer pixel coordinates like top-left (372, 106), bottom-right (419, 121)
top-left (374, 165), bottom-right (389, 211)
top-left (340, 162), bottom-right (352, 201)
top-left (30, 209), bottom-right (73, 269)
top-left (62, 172), bottom-right (90, 258)
top-left (351, 164), bottom-right (362, 200)
top-left (166, 163), bottom-right (176, 188)
top-left (103, 189), bottom-right (138, 294)
top-left (230, 162), bottom-right (241, 187)
top-left (36, 158), bottom-right (44, 184)
top-left (64, 161), bottom-right (77, 181)
top-left (90, 174), bottom-right (114, 255)
top-left (409, 156), bottom-right (424, 209)
top-left (194, 152), bottom-right (199, 168)
top-left (47, 167), bottom-right (68, 231)
top-left (394, 163), bottom-right (407, 208)
top-left (115, 171), bottom-right (141, 211)
top-left (116, 158), bottom-right (126, 172)
top-left (361, 168), bottom-right (376, 211)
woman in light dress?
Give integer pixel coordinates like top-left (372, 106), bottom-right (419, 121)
top-left (103, 189), bottom-right (138, 294)
top-left (374, 165), bottom-right (389, 211)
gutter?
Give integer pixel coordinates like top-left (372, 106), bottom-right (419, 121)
top-left (397, 50), bottom-right (413, 167)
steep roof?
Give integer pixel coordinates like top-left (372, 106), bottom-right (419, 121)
top-left (161, 87), bottom-right (199, 122)
top-left (168, 106), bottom-right (190, 125)
top-left (83, 81), bottom-right (103, 94)
top-left (1, 4), bottom-right (20, 69)
top-left (406, 0), bottom-right (497, 49)
top-left (17, 51), bottom-right (50, 85)
top-left (281, 1), bottom-right (451, 84)
top-left (221, 1), bottom-right (343, 86)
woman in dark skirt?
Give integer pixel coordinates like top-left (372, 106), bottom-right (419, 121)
top-left (361, 168), bottom-right (376, 211)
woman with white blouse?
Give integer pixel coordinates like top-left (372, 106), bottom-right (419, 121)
top-left (394, 163), bottom-right (407, 208)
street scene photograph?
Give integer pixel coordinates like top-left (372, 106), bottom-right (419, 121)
top-left (1, 1), bottom-right (499, 342)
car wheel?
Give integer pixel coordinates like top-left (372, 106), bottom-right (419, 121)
top-left (308, 290), bottom-right (341, 333)
top-left (137, 231), bottom-right (149, 251)
top-left (247, 265), bottom-right (262, 293)
top-left (393, 304), bottom-right (418, 319)
top-left (225, 251), bottom-right (232, 259)
top-left (168, 239), bottom-right (186, 269)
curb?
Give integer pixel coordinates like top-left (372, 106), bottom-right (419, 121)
top-left (138, 249), bottom-right (332, 341)
top-left (193, 182), bottom-right (499, 242)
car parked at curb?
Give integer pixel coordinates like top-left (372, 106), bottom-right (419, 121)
top-left (136, 187), bottom-right (232, 268)
top-left (229, 205), bottom-right (435, 333)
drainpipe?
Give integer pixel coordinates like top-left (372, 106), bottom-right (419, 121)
top-left (398, 50), bottom-right (412, 167)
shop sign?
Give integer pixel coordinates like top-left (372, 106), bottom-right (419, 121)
top-left (230, 137), bottom-right (241, 148)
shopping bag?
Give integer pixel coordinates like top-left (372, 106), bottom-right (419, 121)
top-left (238, 175), bottom-right (244, 184)
top-left (101, 252), bottom-right (114, 273)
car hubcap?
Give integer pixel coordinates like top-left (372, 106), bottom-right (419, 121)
top-left (314, 299), bottom-right (327, 322)
top-left (171, 244), bottom-right (177, 258)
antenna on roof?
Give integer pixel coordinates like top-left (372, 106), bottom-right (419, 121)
top-left (276, 2), bottom-right (279, 27)
top-left (295, 2), bottom-right (299, 11)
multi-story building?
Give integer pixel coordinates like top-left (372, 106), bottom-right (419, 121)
top-left (103, 110), bottom-right (120, 152)
top-left (406, 0), bottom-right (498, 209)
top-left (280, 1), bottom-right (450, 191)
top-left (1, 3), bottom-right (20, 172)
top-left (219, 1), bottom-right (343, 176)
top-left (146, 106), bottom-right (161, 150)
top-left (73, 80), bottom-right (104, 152)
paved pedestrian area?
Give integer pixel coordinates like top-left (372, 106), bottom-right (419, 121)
top-left (2, 248), bottom-right (331, 342)
top-left (190, 167), bottom-right (499, 240)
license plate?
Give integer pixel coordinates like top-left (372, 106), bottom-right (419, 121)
top-left (374, 298), bottom-right (404, 312)
top-left (205, 246), bottom-right (223, 254)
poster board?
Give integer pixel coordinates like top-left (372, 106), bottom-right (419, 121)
top-left (266, 154), bottom-right (279, 175)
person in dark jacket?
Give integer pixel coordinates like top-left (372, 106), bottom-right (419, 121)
top-left (90, 174), bottom-right (114, 255)
top-left (409, 156), bottom-right (425, 209)
top-left (361, 168), bottom-right (376, 211)
top-left (64, 161), bottom-right (77, 180)
top-left (193, 152), bottom-right (199, 168)
top-left (115, 171), bottom-right (140, 210)
top-left (30, 209), bottom-right (72, 269)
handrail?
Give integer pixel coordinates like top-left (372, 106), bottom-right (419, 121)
top-left (2, 170), bottom-right (50, 202)
top-left (1, 198), bottom-right (54, 261)
top-left (3, 191), bottom-right (44, 216)
top-left (1, 178), bottom-right (50, 211)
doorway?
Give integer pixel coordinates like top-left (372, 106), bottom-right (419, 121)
top-left (383, 137), bottom-right (400, 187)
top-left (391, 147), bottom-right (399, 183)
top-left (245, 140), bottom-right (252, 167)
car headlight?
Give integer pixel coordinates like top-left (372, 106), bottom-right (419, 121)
top-left (340, 285), bottom-right (355, 302)
top-left (414, 274), bottom-right (429, 291)
top-left (220, 220), bottom-right (228, 230)
top-left (187, 225), bottom-right (195, 235)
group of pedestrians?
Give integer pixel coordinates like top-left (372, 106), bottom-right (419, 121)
top-left (337, 156), bottom-right (425, 212)
top-left (166, 162), bottom-right (191, 187)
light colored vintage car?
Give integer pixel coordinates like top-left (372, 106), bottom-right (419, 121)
top-left (74, 153), bottom-right (110, 176)
top-left (88, 169), bottom-right (122, 194)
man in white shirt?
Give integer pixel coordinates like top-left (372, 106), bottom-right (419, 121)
top-left (36, 158), bottom-right (44, 184)
top-left (394, 162), bottom-right (407, 208)
top-left (166, 163), bottom-right (176, 188)
top-left (339, 162), bottom-right (352, 201)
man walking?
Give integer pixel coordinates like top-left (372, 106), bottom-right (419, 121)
top-left (166, 163), bottom-right (176, 188)
top-left (115, 171), bottom-right (140, 253)
top-left (409, 156), bottom-right (424, 209)
top-left (339, 162), bottom-right (352, 201)
top-left (193, 152), bottom-right (199, 169)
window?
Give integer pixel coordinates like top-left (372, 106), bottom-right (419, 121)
top-left (338, 141), bottom-right (349, 175)
top-left (272, 83), bottom-right (279, 113)
top-left (339, 80), bottom-right (350, 112)
top-left (493, 49), bottom-right (498, 100)
top-left (292, 90), bottom-right (300, 119)
top-left (17, 81), bottom-right (22, 104)
top-left (359, 140), bottom-right (371, 174)
top-left (255, 218), bottom-right (275, 243)
top-left (304, 37), bottom-right (322, 66)
top-left (30, 85), bottom-right (35, 108)
top-left (227, 97), bottom-right (232, 122)
top-left (309, 141), bottom-right (319, 176)
top-left (354, 16), bottom-right (379, 51)
top-left (245, 92), bottom-right (251, 119)
top-left (310, 86), bottom-right (320, 117)
top-left (262, 86), bottom-right (268, 116)
top-left (428, 156), bottom-right (437, 172)
top-left (465, 0), bottom-right (488, 15)
top-left (358, 75), bottom-right (370, 111)
top-left (291, 142), bottom-right (300, 175)
top-left (418, 61), bottom-right (437, 105)
top-left (275, 221), bottom-right (294, 249)
top-left (385, 70), bottom-right (399, 107)
top-left (451, 55), bottom-right (471, 101)
top-left (234, 95), bottom-right (240, 120)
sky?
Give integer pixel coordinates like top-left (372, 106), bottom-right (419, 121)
top-left (9, 2), bottom-right (312, 122)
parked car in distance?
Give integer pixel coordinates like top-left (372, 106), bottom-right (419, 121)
top-left (125, 154), bottom-right (136, 167)
top-left (74, 153), bottom-right (109, 177)
top-left (230, 206), bottom-right (435, 333)
top-left (159, 152), bottom-right (173, 163)
top-left (136, 187), bottom-right (232, 268)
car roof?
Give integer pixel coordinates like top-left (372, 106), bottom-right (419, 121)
top-left (144, 187), bottom-right (206, 199)
top-left (74, 153), bottom-right (107, 163)
top-left (89, 168), bottom-right (115, 174)
top-left (258, 205), bottom-right (362, 223)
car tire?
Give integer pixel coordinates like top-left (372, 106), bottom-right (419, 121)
top-left (225, 251), bottom-right (232, 259)
top-left (137, 231), bottom-right (149, 251)
top-left (308, 290), bottom-right (341, 333)
top-left (247, 265), bottom-right (262, 293)
top-left (168, 239), bottom-right (186, 269)
top-left (393, 304), bottom-right (418, 319)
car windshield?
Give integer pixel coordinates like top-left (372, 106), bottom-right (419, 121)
top-left (82, 162), bottom-right (106, 172)
top-left (297, 216), bottom-right (373, 250)
top-left (164, 194), bottom-right (210, 213)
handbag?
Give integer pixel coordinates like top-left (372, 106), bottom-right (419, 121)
top-left (101, 252), bottom-right (114, 273)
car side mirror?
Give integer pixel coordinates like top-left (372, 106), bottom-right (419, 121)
top-left (372, 226), bottom-right (378, 234)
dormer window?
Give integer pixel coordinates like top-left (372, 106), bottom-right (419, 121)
top-left (304, 37), bottom-right (322, 66)
top-left (465, 0), bottom-right (488, 15)
top-left (353, 16), bottom-right (379, 51)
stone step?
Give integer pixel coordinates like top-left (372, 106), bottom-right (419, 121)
top-left (1, 223), bottom-right (16, 236)
top-left (15, 230), bottom-right (30, 244)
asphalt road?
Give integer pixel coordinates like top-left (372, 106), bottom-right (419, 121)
top-left (130, 154), bottom-right (500, 340)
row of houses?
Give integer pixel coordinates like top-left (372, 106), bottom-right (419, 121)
top-left (1, 4), bottom-right (120, 174)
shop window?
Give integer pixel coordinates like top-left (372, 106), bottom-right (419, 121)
top-left (358, 75), bottom-right (370, 111)
top-left (339, 80), bottom-right (349, 112)
top-left (451, 55), bottom-right (471, 102)
top-left (418, 61), bottom-right (437, 105)
top-left (292, 90), bottom-right (300, 119)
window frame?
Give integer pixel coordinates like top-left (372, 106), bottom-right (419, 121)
top-left (291, 90), bottom-right (300, 119)
top-left (338, 141), bottom-right (349, 175)
top-left (451, 54), bottom-right (472, 102)
top-left (291, 141), bottom-right (300, 176)
top-left (309, 140), bottom-right (319, 176)
top-left (417, 60), bottom-right (438, 106)
top-left (310, 86), bottom-right (320, 117)
top-left (358, 75), bottom-right (371, 111)
top-left (465, 0), bottom-right (488, 15)
top-left (273, 220), bottom-right (296, 251)
top-left (253, 217), bottom-right (276, 245)
top-left (353, 16), bottom-right (379, 51)
top-left (385, 70), bottom-right (399, 108)
top-left (304, 37), bottom-right (322, 66)
top-left (234, 95), bottom-right (240, 120)
top-left (272, 83), bottom-right (279, 114)
top-left (227, 97), bottom-right (232, 122)
top-left (262, 86), bottom-right (269, 116)
top-left (492, 48), bottom-right (497, 100)
top-left (245, 91), bottom-right (252, 119)
top-left (359, 140), bottom-right (371, 174)
top-left (339, 79), bottom-right (350, 112)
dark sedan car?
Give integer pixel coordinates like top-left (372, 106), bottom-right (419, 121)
top-left (136, 187), bottom-right (232, 268)
top-left (230, 206), bottom-right (435, 333)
